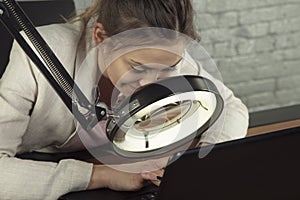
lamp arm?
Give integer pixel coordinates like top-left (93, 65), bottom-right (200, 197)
top-left (0, 0), bottom-right (106, 131)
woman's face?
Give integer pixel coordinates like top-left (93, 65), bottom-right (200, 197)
top-left (100, 48), bottom-right (182, 96)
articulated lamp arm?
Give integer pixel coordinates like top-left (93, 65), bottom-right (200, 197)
top-left (0, 0), bottom-right (107, 131)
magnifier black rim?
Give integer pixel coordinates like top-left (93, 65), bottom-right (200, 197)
top-left (106, 75), bottom-right (224, 158)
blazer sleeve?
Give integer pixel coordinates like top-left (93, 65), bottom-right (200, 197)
top-left (0, 41), bottom-right (93, 199)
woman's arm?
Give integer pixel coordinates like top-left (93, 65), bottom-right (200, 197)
top-left (0, 41), bottom-right (94, 200)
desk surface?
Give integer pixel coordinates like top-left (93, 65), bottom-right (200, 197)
top-left (247, 118), bottom-right (300, 137)
top-left (247, 104), bottom-right (300, 136)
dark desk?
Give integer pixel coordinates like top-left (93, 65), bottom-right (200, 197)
top-left (59, 120), bottom-right (300, 200)
top-left (18, 105), bottom-right (300, 199)
top-left (60, 105), bottom-right (300, 199)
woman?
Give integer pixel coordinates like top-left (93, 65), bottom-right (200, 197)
top-left (0, 0), bottom-right (248, 199)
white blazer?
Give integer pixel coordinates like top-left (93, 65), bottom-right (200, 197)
top-left (0, 22), bottom-right (249, 199)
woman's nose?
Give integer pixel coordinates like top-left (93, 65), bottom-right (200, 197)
top-left (139, 70), bottom-right (159, 86)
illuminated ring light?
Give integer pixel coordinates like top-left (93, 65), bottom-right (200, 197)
top-left (106, 75), bottom-right (224, 158)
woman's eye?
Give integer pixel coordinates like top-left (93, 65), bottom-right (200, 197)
top-left (162, 66), bottom-right (177, 72)
top-left (130, 65), bottom-right (146, 73)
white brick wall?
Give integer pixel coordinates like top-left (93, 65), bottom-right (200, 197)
top-left (193, 0), bottom-right (300, 112)
top-left (73, 0), bottom-right (94, 14)
top-left (73, 0), bottom-right (300, 112)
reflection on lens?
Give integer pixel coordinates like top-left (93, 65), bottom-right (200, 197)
top-left (134, 100), bottom-right (192, 132)
top-left (114, 129), bottom-right (126, 142)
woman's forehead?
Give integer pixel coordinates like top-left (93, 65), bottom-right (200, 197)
top-left (125, 48), bottom-right (182, 64)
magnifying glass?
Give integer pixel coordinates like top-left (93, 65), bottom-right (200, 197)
top-left (106, 75), bottom-right (223, 158)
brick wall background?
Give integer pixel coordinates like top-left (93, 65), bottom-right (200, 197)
top-left (74, 0), bottom-right (300, 112)
top-left (193, 0), bottom-right (300, 112)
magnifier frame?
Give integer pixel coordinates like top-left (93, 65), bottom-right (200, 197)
top-left (106, 75), bottom-right (224, 158)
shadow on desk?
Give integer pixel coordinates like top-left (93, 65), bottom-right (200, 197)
top-left (17, 143), bottom-right (113, 163)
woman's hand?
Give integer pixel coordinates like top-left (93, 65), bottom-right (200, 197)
top-left (141, 168), bottom-right (164, 187)
top-left (87, 164), bottom-right (164, 191)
